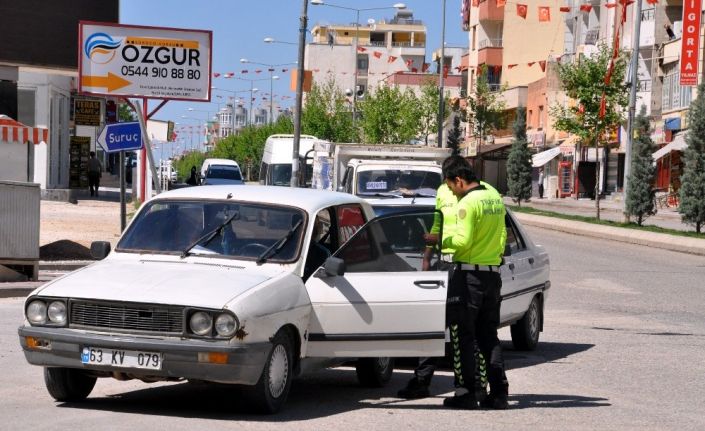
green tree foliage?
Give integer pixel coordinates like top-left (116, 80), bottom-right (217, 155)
top-left (679, 82), bottom-right (705, 233)
top-left (174, 151), bottom-right (207, 182)
top-left (550, 44), bottom-right (629, 219)
top-left (358, 85), bottom-right (418, 144)
top-left (118, 102), bottom-right (137, 122)
top-left (625, 107), bottom-right (657, 226)
top-left (506, 107), bottom-right (533, 206)
top-left (302, 77), bottom-right (356, 142)
top-left (416, 78), bottom-right (450, 145)
top-left (466, 65), bottom-right (506, 154)
top-left (210, 116), bottom-right (293, 181)
top-left (447, 111), bottom-right (462, 155)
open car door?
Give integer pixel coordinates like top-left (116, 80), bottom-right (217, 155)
top-left (304, 210), bottom-right (448, 358)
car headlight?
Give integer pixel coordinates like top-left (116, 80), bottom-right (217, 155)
top-left (47, 301), bottom-right (67, 325)
top-left (26, 300), bottom-right (47, 325)
top-left (214, 313), bottom-right (237, 337)
top-left (189, 311), bottom-right (213, 336)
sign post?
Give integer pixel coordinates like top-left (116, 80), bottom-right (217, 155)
top-left (79, 21), bottom-right (212, 202)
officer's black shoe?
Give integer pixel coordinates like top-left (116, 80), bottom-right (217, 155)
top-left (475, 386), bottom-right (488, 404)
top-left (443, 393), bottom-right (479, 410)
top-left (480, 393), bottom-right (509, 410)
top-left (397, 380), bottom-right (430, 399)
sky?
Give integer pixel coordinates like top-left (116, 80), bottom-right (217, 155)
top-left (120, 0), bottom-right (468, 157)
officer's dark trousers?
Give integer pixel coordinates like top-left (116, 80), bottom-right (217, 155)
top-left (448, 268), bottom-right (508, 395)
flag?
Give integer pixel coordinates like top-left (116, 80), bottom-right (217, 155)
top-left (599, 94), bottom-right (606, 118)
top-left (224, 72), bottom-right (235, 78)
top-left (605, 2), bottom-right (617, 8)
top-left (405, 59), bottom-right (414, 67)
top-left (580, 4), bottom-right (592, 12)
top-left (357, 46), bottom-right (367, 52)
top-left (516, 4), bottom-right (528, 18)
top-left (411, 67), bottom-right (418, 72)
top-left (282, 68), bottom-right (288, 72)
top-left (646, 0), bottom-right (657, 4)
top-left (255, 69), bottom-right (262, 74)
top-left (241, 70), bottom-right (248, 74)
top-left (508, 64), bottom-right (518, 69)
top-left (388, 55), bottom-right (397, 63)
top-left (443, 65), bottom-right (449, 78)
top-left (538, 6), bottom-right (551, 22)
top-left (373, 51), bottom-right (383, 59)
top-left (560, 6), bottom-right (571, 12)
top-left (268, 68), bottom-right (275, 72)
top-left (528, 61), bottom-right (536, 67)
top-left (213, 72), bottom-right (221, 78)
top-left (539, 60), bottom-right (546, 72)
top-left (422, 63), bottom-right (430, 72)
top-left (497, 0), bottom-right (506, 6)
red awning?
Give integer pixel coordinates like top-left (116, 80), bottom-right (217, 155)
top-left (0, 115), bottom-right (48, 145)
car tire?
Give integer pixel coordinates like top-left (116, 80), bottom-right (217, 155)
top-left (44, 367), bottom-right (97, 402)
top-left (243, 330), bottom-right (294, 414)
top-left (510, 296), bottom-right (541, 351)
top-left (355, 357), bottom-right (395, 387)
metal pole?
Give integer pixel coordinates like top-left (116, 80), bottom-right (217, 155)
top-left (270, 72), bottom-right (274, 125)
top-left (623, 0), bottom-right (643, 219)
top-left (292, 0), bottom-right (308, 188)
top-left (437, 0), bottom-right (447, 148)
top-left (353, 9), bottom-right (360, 128)
top-left (119, 150), bottom-right (126, 231)
top-left (249, 81), bottom-right (254, 127)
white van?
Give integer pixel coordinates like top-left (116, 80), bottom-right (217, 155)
top-left (200, 158), bottom-right (240, 180)
top-left (259, 134), bottom-right (323, 186)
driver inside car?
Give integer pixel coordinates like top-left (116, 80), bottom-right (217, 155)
top-left (303, 215), bottom-right (331, 280)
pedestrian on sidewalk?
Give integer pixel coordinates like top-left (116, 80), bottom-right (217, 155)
top-left (538, 168), bottom-right (545, 199)
top-left (186, 166), bottom-right (199, 186)
top-left (87, 151), bottom-right (102, 197)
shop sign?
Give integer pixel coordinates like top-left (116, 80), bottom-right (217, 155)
top-left (74, 99), bottom-right (102, 126)
top-left (680, 0), bottom-right (701, 86)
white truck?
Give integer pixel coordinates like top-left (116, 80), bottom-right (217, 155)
top-left (259, 134), bottom-right (327, 187)
top-left (308, 142), bottom-right (452, 200)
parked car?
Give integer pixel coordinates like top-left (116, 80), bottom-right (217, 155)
top-left (200, 158), bottom-right (240, 179)
top-left (371, 203), bottom-right (551, 351)
top-left (202, 164), bottom-right (244, 185)
top-left (19, 186), bottom-right (462, 413)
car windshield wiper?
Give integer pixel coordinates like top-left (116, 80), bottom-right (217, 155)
top-left (180, 211), bottom-right (239, 258)
top-left (401, 192), bottom-right (437, 198)
top-left (364, 192), bottom-right (403, 198)
top-left (256, 219), bottom-right (303, 264)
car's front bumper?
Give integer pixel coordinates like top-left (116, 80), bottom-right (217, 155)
top-left (18, 325), bottom-right (270, 385)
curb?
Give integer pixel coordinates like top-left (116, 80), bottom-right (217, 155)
top-left (39, 260), bottom-right (93, 271)
top-left (514, 212), bottom-right (705, 256)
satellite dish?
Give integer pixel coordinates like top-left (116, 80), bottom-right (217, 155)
top-left (367, 18), bottom-right (375, 25)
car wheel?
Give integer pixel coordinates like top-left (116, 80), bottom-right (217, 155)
top-left (355, 357), bottom-right (395, 387)
top-left (243, 330), bottom-right (294, 414)
top-left (510, 296), bottom-right (541, 351)
top-left (44, 367), bottom-right (97, 402)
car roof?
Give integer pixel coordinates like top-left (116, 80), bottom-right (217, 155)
top-left (155, 185), bottom-right (370, 214)
top-left (202, 158), bottom-right (239, 166)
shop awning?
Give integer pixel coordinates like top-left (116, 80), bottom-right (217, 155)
top-left (0, 115), bottom-right (48, 145)
top-left (652, 133), bottom-right (687, 160)
top-left (532, 146), bottom-right (561, 167)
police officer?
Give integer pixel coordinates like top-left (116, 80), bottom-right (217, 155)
top-left (397, 156), bottom-right (488, 401)
top-left (440, 157), bottom-right (508, 410)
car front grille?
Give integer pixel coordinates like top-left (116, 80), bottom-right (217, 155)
top-left (69, 300), bottom-right (184, 334)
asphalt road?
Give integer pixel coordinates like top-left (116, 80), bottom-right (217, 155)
top-left (3, 226), bottom-right (704, 430)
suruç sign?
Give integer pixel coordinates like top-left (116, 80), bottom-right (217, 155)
top-left (680, 0), bottom-right (702, 86)
top-left (78, 22), bottom-right (212, 101)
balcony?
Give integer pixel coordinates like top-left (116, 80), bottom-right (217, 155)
top-left (495, 86), bottom-right (528, 109)
top-left (479, 0), bottom-right (505, 21)
top-left (478, 45), bottom-right (503, 66)
top-left (478, 38), bottom-right (503, 49)
top-left (661, 37), bottom-right (680, 65)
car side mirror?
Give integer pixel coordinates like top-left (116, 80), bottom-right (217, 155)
top-left (504, 244), bottom-right (512, 257)
top-left (317, 256), bottom-right (345, 277)
top-left (90, 241), bottom-right (111, 260)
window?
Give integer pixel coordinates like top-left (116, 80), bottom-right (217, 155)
top-left (505, 214), bottom-right (526, 254)
top-left (357, 54), bottom-right (369, 71)
top-left (17, 89), bottom-right (36, 127)
top-left (336, 204), bottom-right (366, 244)
top-left (662, 67), bottom-right (692, 112)
top-left (334, 212), bottom-right (438, 273)
top-left (538, 105), bottom-right (544, 129)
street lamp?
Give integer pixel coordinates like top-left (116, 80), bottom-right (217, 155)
top-left (311, 1), bottom-right (406, 128)
top-left (240, 58), bottom-right (295, 124)
top-left (263, 37), bottom-right (298, 45)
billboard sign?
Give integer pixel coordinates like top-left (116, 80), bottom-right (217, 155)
top-left (680, 0), bottom-right (701, 86)
top-left (79, 22), bottom-right (212, 101)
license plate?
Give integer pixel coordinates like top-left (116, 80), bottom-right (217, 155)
top-left (81, 347), bottom-right (162, 370)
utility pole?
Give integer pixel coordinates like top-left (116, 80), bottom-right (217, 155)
top-left (437, 0), bottom-right (447, 148)
top-left (622, 0), bottom-right (643, 220)
top-left (291, 0), bottom-right (308, 187)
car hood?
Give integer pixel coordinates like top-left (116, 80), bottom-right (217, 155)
top-left (36, 259), bottom-right (275, 309)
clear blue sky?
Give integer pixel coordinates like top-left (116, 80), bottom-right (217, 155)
top-left (120, 0), bottom-right (467, 127)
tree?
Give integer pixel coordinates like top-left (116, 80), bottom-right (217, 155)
top-left (358, 85), bottom-right (418, 144)
top-left (466, 65), bottom-right (506, 168)
top-left (506, 107), bottom-right (533, 206)
top-left (416, 78), bottom-right (450, 145)
top-left (550, 44), bottom-right (629, 219)
top-left (118, 102), bottom-right (137, 122)
top-left (301, 77), bottom-right (356, 142)
top-left (447, 111), bottom-right (462, 155)
top-left (679, 82), bottom-right (705, 233)
top-left (625, 106), bottom-right (657, 226)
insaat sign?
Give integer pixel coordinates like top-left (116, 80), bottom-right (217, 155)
top-left (680, 0), bottom-right (701, 86)
top-left (79, 22), bottom-right (212, 101)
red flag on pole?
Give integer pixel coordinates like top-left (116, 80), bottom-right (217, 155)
top-left (528, 62), bottom-right (536, 67)
top-left (388, 55), bottom-right (398, 63)
top-left (373, 51), bottom-right (383, 59)
top-left (405, 59), bottom-right (414, 67)
top-left (268, 68), bottom-right (275, 72)
top-left (282, 68), bottom-right (288, 72)
top-left (213, 72), bottom-right (221, 78)
top-left (357, 46), bottom-right (367, 52)
top-left (241, 70), bottom-right (248, 74)
top-left (605, 2), bottom-right (617, 8)
top-left (422, 63), bottom-right (430, 72)
top-left (560, 6), bottom-right (571, 12)
top-left (645, 0), bottom-right (657, 4)
top-left (516, 4), bottom-right (528, 18)
top-left (538, 6), bottom-right (551, 22)
top-left (539, 60), bottom-right (547, 72)
top-left (255, 69), bottom-right (262, 74)
top-left (411, 67), bottom-right (418, 72)
top-left (579, 4), bottom-right (592, 12)
top-left (508, 64), bottom-right (518, 69)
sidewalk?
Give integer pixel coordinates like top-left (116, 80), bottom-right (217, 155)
top-left (504, 195), bottom-right (690, 232)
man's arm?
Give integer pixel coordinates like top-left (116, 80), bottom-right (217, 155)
top-left (442, 200), bottom-right (474, 251)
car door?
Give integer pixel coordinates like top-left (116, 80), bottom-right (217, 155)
top-left (304, 210), bottom-right (448, 358)
top-left (500, 212), bottom-right (534, 324)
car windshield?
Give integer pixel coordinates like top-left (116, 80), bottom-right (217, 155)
top-left (117, 199), bottom-right (306, 262)
top-left (357, 169), bottom-right (441, 197)
top-left (207, 166), bottom-right (242, 180)
top-left (270, 164), bottom-right (292, 186)
top-left (372, 204), bottom-right (434, 217)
